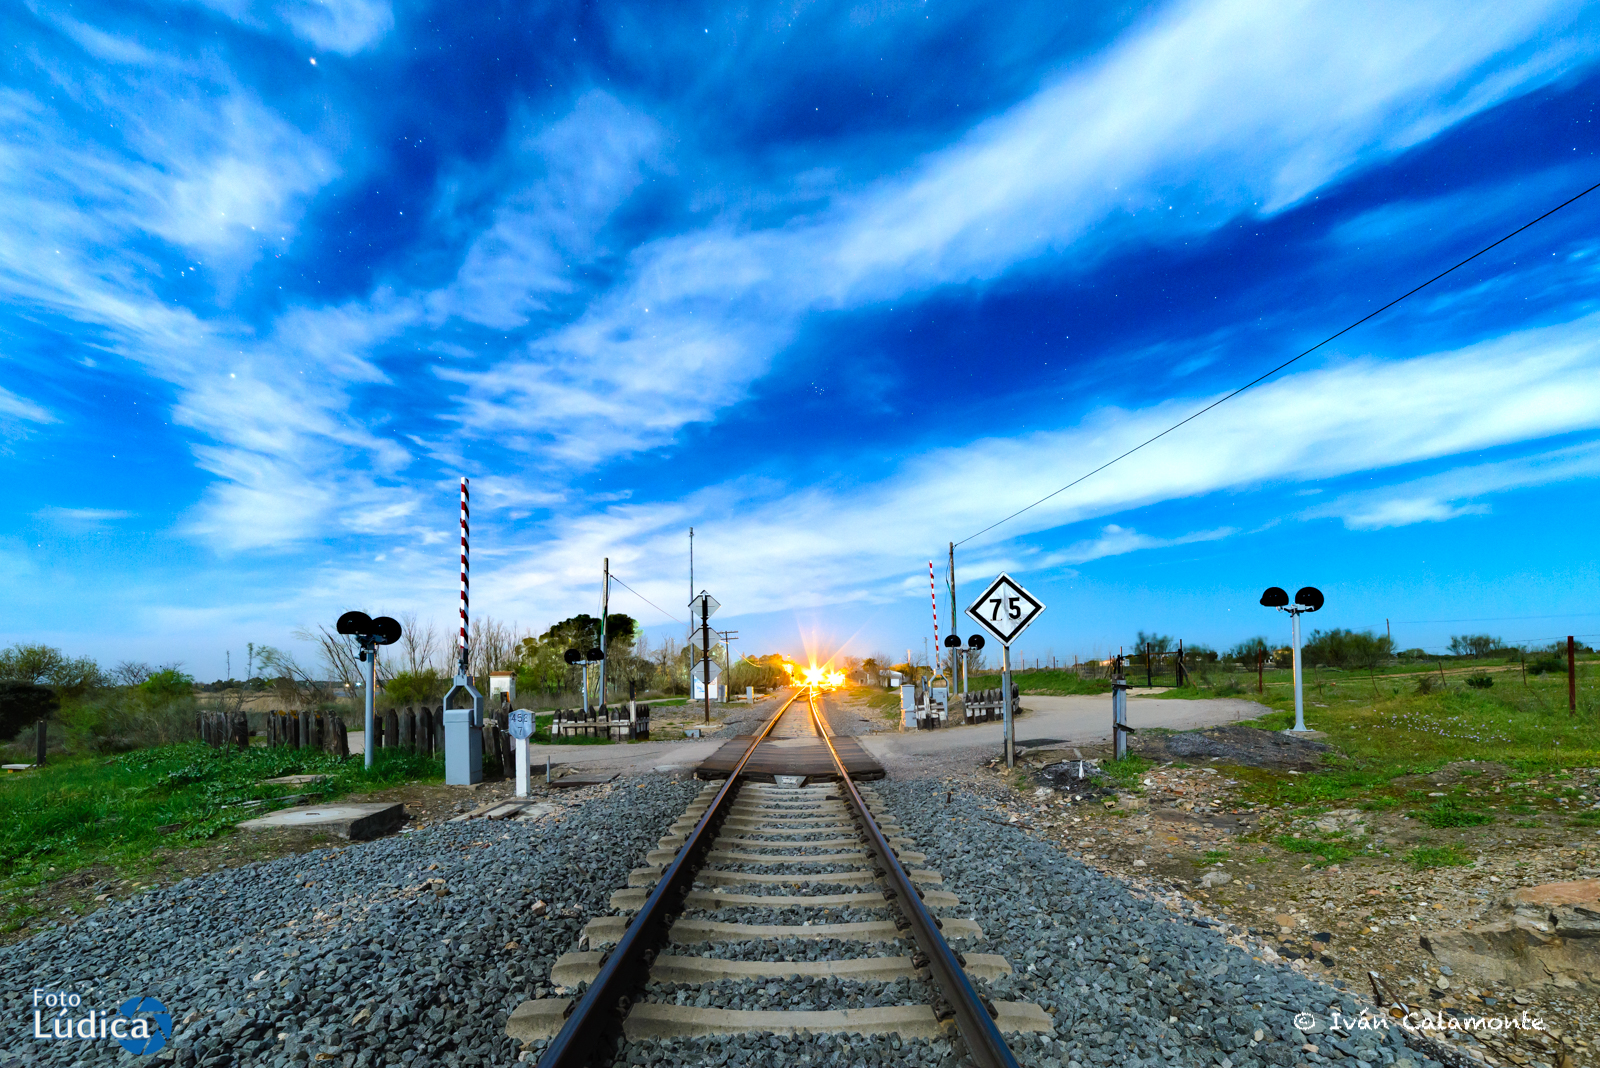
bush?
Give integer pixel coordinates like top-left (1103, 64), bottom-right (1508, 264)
top-left (1527, 657), bottom-right (1566, 676)
top-left (1414, 674), bottom-right (1443, 695)
top-left (55, 690), bottom-right (197, 752)
top-left (0, 682), bottom-right (59, 742)
top-left (1464, 674), bottom-right (1494, 690)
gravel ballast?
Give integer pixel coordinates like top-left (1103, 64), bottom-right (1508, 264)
top-left (2, 776), bottom-right (698, 1068)
top-left (868, 781), bottom-right (1446, 1068)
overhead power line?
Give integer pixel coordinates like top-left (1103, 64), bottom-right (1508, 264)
top-left (956, 176), bottom-right (1600, 547)
top-left (609, 572), bottom-right (683, 624)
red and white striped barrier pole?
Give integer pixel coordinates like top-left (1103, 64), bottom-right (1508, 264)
top-left (928, 559), bottom-right (939, 663)
top-left (458, 478), bottom-right (470, 677)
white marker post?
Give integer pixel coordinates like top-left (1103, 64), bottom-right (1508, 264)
top-left (965, 573), bottom-right (1046, 769)
top-left (508, 708), bottom-right (534, 797)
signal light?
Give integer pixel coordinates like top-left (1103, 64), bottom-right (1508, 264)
top-left (337, 610), bottom-right (374, 636)
top-left (1259, 587), bottom-right (1289, 608)
top-left (564, 648), bottom-right (582, 665)
top-left (1294, 586), bottom-right (1324, 612)
top-left (966, 634), bottom-right (986, 650)
top-left (943, 634), bottom-right (962, 648)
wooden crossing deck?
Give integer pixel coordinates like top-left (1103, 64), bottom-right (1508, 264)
top-left (694, 735), bottom-right (885, 783)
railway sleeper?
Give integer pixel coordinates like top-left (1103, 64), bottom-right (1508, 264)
top-left (507, 999), bottom-right (1054, 1043)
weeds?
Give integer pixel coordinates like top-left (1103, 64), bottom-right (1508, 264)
top-left (1095, 755), bottom-right (1152, 790)
top-left (1407, 845), bottom-right (1474, 869)
top-left (1274, 835), bottom-right (1357, 866)
top-left (1414, 799), bottom-right (1495, 828)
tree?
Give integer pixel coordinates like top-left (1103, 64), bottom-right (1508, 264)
top-left (1132, 632), bottom-right (1174, 662)
top-left (1449, 634), bottom-right (1500, 658)
top-left (1228, 637), bottom-right (1269, 663)
top-left (1302, 629), bottom-right (1394, 668)
top-left (0, 643), bottom-right (103, 696)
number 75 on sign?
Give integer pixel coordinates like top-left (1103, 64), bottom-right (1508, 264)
top-left (964, 573), bottom-right (1045, 646)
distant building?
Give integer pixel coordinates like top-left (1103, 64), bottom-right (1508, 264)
top-left (488, 671), bottom-right (516, 707)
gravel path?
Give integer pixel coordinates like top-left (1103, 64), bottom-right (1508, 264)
top-left (3, 776), bottom-right (698, 1068)
top-left (868, 779), bottom-right (1448, 1068)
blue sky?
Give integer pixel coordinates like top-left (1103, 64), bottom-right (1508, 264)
top-left (4, 0), bottom-right (1600, 678)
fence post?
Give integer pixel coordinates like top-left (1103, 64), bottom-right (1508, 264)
top-left (1570, 636), bottom-right (1578, 714)
top-left (335, 716), bottom-right (350, 759)
top-left (35, 718), bottom-right (47, 766)
top-left (1258, 652), bottom-right (1264, 694)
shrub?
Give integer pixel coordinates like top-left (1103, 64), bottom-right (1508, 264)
top-left (1527, 657), bottom-right (1566, 676)
top-left (1414, 674), bottom-right (1442, 695)
top-left (55, 690), bottom-right (197, 752)
top-left (0, 682), bottom-right (59, 742)
top-left (1464, 674), bottom-right (1494, 690)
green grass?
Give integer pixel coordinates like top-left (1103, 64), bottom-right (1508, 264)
top-left (1407, 845), bottom-right (1474, 869)
top-left (1570, 811), bottom-right (1600, 826)
top-left (1273, 835), bottom-right (1357, 866)
top-left (0, 742), bottom-right (441, 928)
top-left (1413, 798), bottom-right (1495, 828)
top-left (1201, 849), bottom-right (1231, 864)
top-left (1094, 754), bottom-right (1152, 790)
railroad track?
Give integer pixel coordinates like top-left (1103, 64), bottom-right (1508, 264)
top-left (509, 688), bottom-right (1052, 1067)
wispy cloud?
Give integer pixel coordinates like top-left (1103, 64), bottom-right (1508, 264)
top-left (460, 313), bottom-right (1600, 619)
top-left (448, 0), bottom-right (1599, 467)
top-left (1306, 440), bottom-right (1600, 530)
top-left (0, 384), bottom-right (56, 427)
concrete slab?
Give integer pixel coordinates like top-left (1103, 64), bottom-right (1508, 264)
top-left (260, 774), bottom-right (328, 786)
top-left (238, 802), bottom-right (405, 840)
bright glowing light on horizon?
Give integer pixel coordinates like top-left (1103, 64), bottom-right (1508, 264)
top-left (784, 658), bottom-right (845, 690)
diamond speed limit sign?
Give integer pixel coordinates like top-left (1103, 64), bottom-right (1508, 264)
top-left (965, 573), bottom-right (1045, 646)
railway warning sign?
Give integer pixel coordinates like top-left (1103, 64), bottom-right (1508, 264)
top-left (965, 573), bottom-right (1045, 646)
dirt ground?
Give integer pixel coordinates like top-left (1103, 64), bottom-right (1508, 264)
top-left (967, 743), bottom-right (1598, 1068)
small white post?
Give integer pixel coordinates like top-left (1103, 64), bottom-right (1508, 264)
top-left (515, 736), bottom-right (530, 797)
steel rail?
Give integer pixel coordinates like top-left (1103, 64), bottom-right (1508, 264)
top-left (807, 689), bottom-right (1022, 1068)
top-left (536, 689), bottom-right (801, 1068)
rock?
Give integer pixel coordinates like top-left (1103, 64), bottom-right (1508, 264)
top-left (1133, 725), bottom-right (1333, 771)
top-left (1422, 878), bottom-right (1600, 990)
top-left (1199, 871), bottom-right (1232, 889)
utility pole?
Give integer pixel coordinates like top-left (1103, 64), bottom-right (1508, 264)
top-left (600, 557), bottom-right (609, 707)
top-left (948, 542), bottom-right (962, 694)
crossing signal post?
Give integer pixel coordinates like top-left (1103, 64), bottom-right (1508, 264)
top-left (1260, 585), bottom-right (1324, 733)
top-left (690, 591), bottom-right (720, 723)
top-left (336, 611), bottom-right (402, 769)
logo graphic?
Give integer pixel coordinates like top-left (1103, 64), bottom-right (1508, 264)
top-left (114, 996), bottom-right (171, 1055)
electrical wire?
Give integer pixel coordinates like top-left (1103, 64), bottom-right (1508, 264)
top-left (609, 572), bottom-right (684, 624)
top-left (956, 176), bottom-right (1600, 547)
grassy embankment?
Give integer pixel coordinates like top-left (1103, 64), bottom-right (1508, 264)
top-left (1134, 656), bottom-right (1598, 869)
top-left (0, 743), bottom-right (441, 932)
